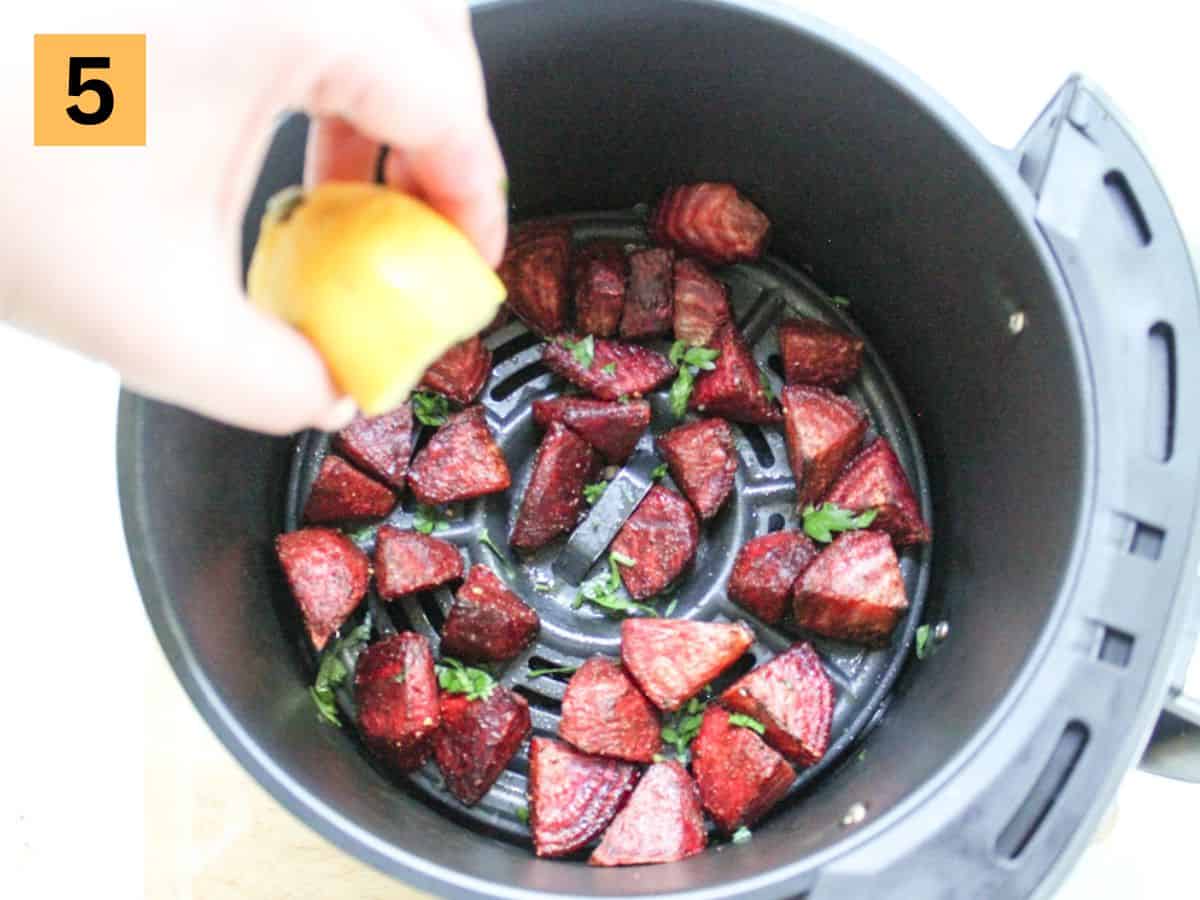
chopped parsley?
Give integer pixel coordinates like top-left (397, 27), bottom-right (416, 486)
top-left (759, 369), bottom-right (776, 403)
top-left (413, 504), bottom-right (451, 535)
top-left (560, 334), bottom-right (596, 369)
top-left (731, 826), bottom-right (752, 844)
top-left (600, 362), bottom-right (617, 376)
top-left (801, 502), bottom-right (877, 543)
top-left (516, 805), bottom-right (529, 824)
top-left (527, 665), bottom-right (579, 678)
top-left (412, 390), bottom-right (450, 427)
top-left (574, 553), bottom-right (657, 617)
top-left (436, 658), bottom-right (496, 701)
top-left (667, 341), bottom-right (721, 418)
top-left (310, 617), bottom-right (373, 727)
top-left (650, 463), bottom-right (669, 481)
top-left (583, 481), bottom-right (609, 505)
top-left (660, 695), bottom-right (708, 762)
top-left (828, 294), bottom-right (851, 309)
top-left (727, 713), bottom-right (766, 735)
top-left (915, 624), bottom-right (933, 660)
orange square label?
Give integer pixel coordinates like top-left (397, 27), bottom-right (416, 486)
top-left (34, 34), bottom-right (146, 146)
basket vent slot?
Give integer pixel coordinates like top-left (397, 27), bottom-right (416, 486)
top-left (491, 362), bottom-right (550, 401)
top-left (1129, 520), bottom-right (1165, 561)
top-left (740, 424), bottom-right (775, 469)
top-left (1145, 323), bottom-right (1176, 463)
top-left (1103, 170), bottom-right (1152, 246)
top-left (1097, 626), bottom-right (1134, 668)
top-left (995, 721), bottom-right (1089, 860)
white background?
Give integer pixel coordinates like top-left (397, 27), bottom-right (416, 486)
top-left (3, 0), bottom-right (1199, 897)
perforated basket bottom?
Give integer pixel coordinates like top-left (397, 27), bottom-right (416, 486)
top-left (283, 208), bottom-right (932, 849)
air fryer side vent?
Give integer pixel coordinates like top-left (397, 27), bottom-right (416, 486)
top-left (1145, 322), bottom-right (1177, 463)
top-left (995, 721), bottom-right (1090, 860)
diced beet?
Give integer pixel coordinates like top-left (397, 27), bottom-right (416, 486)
top-left (610, 485), bottom-right (699, 599)
top-left (418, 336), bottom-right (492, 405)
top-left (620, 247), bottom-right (674, 339)
top-left (719, 642), bottom-right (833, 766)
top-left (650, 182), bottom-right (770, 265)
top-left (354, 632), bottom-right (440, 772)
top-left (407, 406), bottom-right (511, 505)
top-left (497, 221), bottom-right (571, 336)
top-left (825, 439), bottom-right (931, 545)
top-left (573, 241), bottom-right (627, 337)
top-left (373, 525), bottom-right (463, 599)
top-left (728, 532), bottom-right (819, 624)
top-left (793, 531), bottom-right (909, 646)
top-left (560, 657), bottom-right (661, 763)
top-left (434, 687), bottom-right (531, 806)
top-left (621, 618), bottom-right (755, 712)
top-left (441, 564), bottom-right (539, 662)
top-left (531, 396), bottom-right (651, 464)
top-left (780, 385), bottom-right (867, 508)
top-left (590, 761), bottom-right (706, 866)
top-left (510, 422), bottom-right (599, 551)
top-left (691, 706), bottom-right (795, 833)
top-left (656, 418), bottom-right (738, 520)
top-left (777, 318), bottom-right (864, 388)
top-left (275, 528), bottom-right (369, 651)
top-left (690, 324), bottom-right (781, 425)
top-left (529, 738), bottom-right (639, 858)
top-left (673, 258), bottom-right (732, 348)
top-left (303, 455), bottom-right (396, 524)
top-left (542, 337), bottom-right (675, 401)
top-left (334, 405), bottom-right (414, 490)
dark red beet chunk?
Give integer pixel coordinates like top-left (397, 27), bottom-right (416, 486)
top-left (334, 405), bottom-right (414, 490)
top-left (825, 439), bottom-right (931, 545)
top-left (373, 525), bottom-right (463, 599)
top-left (794, 530), bottom-right (909, 646)
top-left (531, 396), bottom-right (651, 464)
top-left (621, 618), bottom-right (755, 711)
top-left (303, 455), bottom-right (396, 524)
top-left (434, 686), bottom-right (531, 806)
top-left (529, 737), bottom-right (639, 858)
top-left (728, 531), bottom-right (819, 624)
top-left (777, 318), bottom-right (864, 388)
top-left (275, 528), bottom-right (369, 651)
top-left (590, 761), bottom-right (706, 866)
top-left (573, 241), bottom-right (627, 337)
top-left (441, 564), bottom-right (539, 662)
top-left (692, 706), bottom-right (796, 833)
top-left (560, 657), bottom-right (661, 763)
top-left (408, 406), bottom-right (511, 505)
top-left (510, 422), bottom-right (598, 551)
top-left (780, 384), bottom-right (867, 508)
top-left (354, 632), bottom-right (440, 772)
top-left (542, 337), bottom-right (675, 401)
top-left (673, 258), bottom-right (731, 348)
top-left (657, 418), bottom-right (738, 520)
top-left (620, 247), bottom-right (674, 339)
top-left (497, 221), bottom-right (571, 336)
top-left (418, 336), bottom-right (492, 404)
top-left (719, 642), bottom-right (833, 766)
top-left (690, 324), bottom-right (781, 425)
top-left (610, 485), bottom-right (699, 599)
top-left (650, 182), bottom-right (770, 265)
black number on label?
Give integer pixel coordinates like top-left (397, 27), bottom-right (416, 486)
top-left (66, 56), bottom-right (114, 126)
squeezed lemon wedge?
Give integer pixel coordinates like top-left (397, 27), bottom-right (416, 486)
top-left (248, 182), bottom-right (506, 416)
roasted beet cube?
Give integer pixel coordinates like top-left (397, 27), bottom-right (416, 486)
top-left (434, 686), bottom-right (531, 805)
top-left (590, 761), bottom-right (706, 866)
top-left (621, 618), bottom-right (755, 711)
top-left (780, 384), bottom-right (867, 507)
top-left (691, 706), bottom-right (795, 833)
top-left (656, 418), bottom-right (738, 520)
top-left (497, 221), bottom-right (571, 336)
top-left (728, 531), bottom-right (819, 624)
top-left (560, 657), bottom-right (661, 763)
top-left (620, 247), bottom-right (674, 339)
top-left (334, 405), bottom-right (414, 490)
top-left (407, 406), bottom-right (511, 505)
top-left (650, 182), bottom-right (770, 265)
top-left (441, 564), bottom-right (539, 662)
top-left (373, 525), bottom-right (463, 599)
top-left (610, 485), bottom-right (699, 599)
top-left (303, 455), bottom-right (396, 524)
top-left (529, 737), bottom-right (639, 858)
top-left (418, 336), bottom-right (492, 405)
top-left (354, 632), bottom-right (440, 772)
top-left (673, 258), bottom-right (732, 348)
top-left (793, 530), bottom-right (909, 646)
top-left (690, 324), bottom-right (781, 425)
top-left (542, 337), bottom-right (675, 401)
top-left (510, 422), bottom-right (599, 551)
top-left (719, 642), bottom-right (833, 766)
top-left (531, 396), bottom-right (651, 464)
top-left (275, 528), bottom-right (369, 651)
top-left (825, 439), bottom-right (931, 545)
top-left (778, 318), bottom-right (864, 388)
top-left (573, 241), bottom-right (627, 337)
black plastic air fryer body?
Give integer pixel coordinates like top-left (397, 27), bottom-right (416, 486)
top-left (117, 2), bottom-right (1200, 898)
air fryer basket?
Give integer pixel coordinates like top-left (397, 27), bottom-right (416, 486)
top-left (119, 1), bottom-right (1200, 898)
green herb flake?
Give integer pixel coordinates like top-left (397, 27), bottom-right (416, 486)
top-left (682, 346), bottom-right (720, 370)
top-left (667, 344), bottom-right (721, 419)
top-left (412, 390), bottom-right (450, 427)
top-left (583, 481), bottom-right (609, 505)
top-left (528, 664), bottom-right (579, 679)
top-left (413, 504), bottom-right (450, 535)
top-left (610, 551), bottom-right (636, 567)
top-left (309, 618), bottom-right (373, 727)
top-left (732, 826), bottom-right (753, 844)
top-left (828, 294), bottom-right (851, 309)
top-left (660, 695), bottom-right (710, 758)
top-left (759, 369), bottom-right (776, 403)
top-left (727, 713), bottom-right (766, 735)
top-left (802, 502), bottom-right (878, 543)
top-left (650, 463), bottom-right (669, 481)
top-left (600, 362), bottom-right (617, 376)
top-left (561, 334), bottom-right (596, 369)
top-left (663, 596), bottom-right (678, 617)
top-left (516, 805), bottom-right (529, 824)
top-left (573, 554), bottom-right (657, 618)
top-left (437, 657), bottom-right (497, 701)
top-left (915, 624), bottom-right (933, 660)
top-left (669, 365), bottom-right (696, 418)
top-left (669, 339), bottom-right (688, 367)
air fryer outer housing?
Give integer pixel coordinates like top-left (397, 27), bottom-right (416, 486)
top-left (118, 2), bottom-right (1200, 898)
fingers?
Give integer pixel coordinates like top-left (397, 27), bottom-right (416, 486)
top-left (304, 115), bottom-right (380, 187)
